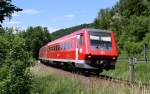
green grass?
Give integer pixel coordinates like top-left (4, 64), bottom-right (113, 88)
top-left (31, 74), bottom-right (150, 94)
top-left (30, 65), bottom-right (86, 94)
top-left (102, 54), bottom-right (150, 84)
top-left (30, 63), bottom-right (150, 94)
top-left (102, 60), bottom-right (129, 80)
top-left (31, 75), bottom-right (85, 94)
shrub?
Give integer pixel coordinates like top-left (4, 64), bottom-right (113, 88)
top-left (0, 32), bottom-right (33, 94)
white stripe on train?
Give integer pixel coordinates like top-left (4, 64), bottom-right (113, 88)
top-left (39, 57), bottom-right (85, 64)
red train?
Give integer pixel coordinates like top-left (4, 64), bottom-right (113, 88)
top-left (39, 28), bottom-right (118, 73)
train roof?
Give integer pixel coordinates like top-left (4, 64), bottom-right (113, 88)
top-left (47, 28), bottom-right (111, 46)
top-left (88, 28), bottom-right (111, 33)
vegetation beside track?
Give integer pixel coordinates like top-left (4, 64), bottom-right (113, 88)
top-left (30, 63), bottom-right (150, 94)
top-left (102, 60), bottom-right (150, 84)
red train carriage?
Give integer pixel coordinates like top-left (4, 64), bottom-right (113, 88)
top-left (39, 28), bottom-right (118, 73)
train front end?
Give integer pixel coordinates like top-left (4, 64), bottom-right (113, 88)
top-left (85, 29), bottom-right (118, 71)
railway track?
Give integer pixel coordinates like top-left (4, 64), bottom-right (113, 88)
top-left (97, 75), bottom-right (150, 89)
top-left (39, 61), bottom-right (150, 89)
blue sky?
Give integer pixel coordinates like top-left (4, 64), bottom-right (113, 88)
top-left (3, 0), bottom-right (118, 33)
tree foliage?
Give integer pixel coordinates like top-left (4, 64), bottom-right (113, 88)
top-left (93, 0), bottom-right (150, 55)
top-left (93, 9), bottom-right (112, 29)
top-left (0, 29), bottom-right (33, 94)
top-left (0, 0), bottom-right (22, 26)
top-left (22, 26), bottom-right (51, 59)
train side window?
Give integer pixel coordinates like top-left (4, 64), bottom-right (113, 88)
top-left (58, 45), bottom-right (60, 50)
top-left (63, 43), bottom-right (66, 50)
top-left (64, 42), bottom-right (67, 50)
top-left (49, 47), bottom-right (52, 51)
top-left (55, 45), bottom-right (58, 51)
top-left (57, 45), bottom-right (59, 50)
top-left (54, 46), bottom-right (56, 51)
top-left (70, 41), bottom-right (72, 49)
top-left (60, 43), bottom-right (63, 50)
top-left (80, 35), bottom-right (84, 46)
top-left (68, 41), bottom-right (70, 49)
top-left (70, 42), bottom-right (72, 49)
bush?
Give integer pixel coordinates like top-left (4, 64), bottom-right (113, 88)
top-left (0, 31), bottom-right (33, 94)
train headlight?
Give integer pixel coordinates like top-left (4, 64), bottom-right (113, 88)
top-left (88, 55), bottom-right (91, 58)
top-left (113, 57), bottom-right (116, 60)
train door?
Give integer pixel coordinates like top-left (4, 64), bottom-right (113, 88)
top-left (76, 34), bottom-right (84, 63)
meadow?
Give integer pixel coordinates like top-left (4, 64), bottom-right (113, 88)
top-left (102, 52), bottom-right (150, 84)
top-left (30, 61), bottom-right (150, 94)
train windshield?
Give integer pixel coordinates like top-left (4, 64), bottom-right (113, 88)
top-left (89, 31), bottom-right (112, 50)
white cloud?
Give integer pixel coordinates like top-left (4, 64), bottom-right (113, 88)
top-left (21, 9), bottom-right (40, 15)
top-left (64, 14), bottom-right (75, 19)
top-left (6, 21), bottom-right (21, 25)
top-left (48, 27), bottom-right (60, 33)
top-left (12, 9), bottom-right (40, 17)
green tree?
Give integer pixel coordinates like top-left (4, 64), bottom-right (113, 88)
top-left (0, 0), bottom-right (22, 26)
top-left (93, 0), bottom-right (150, 55)
top-left (23, 26), bottom-right (51, 59)
top-left (93, 9), bottom-right (112, 29)
top-left (0, 30), bottom-right (33, 94)
top-left (143, 33), bottom-right (150, 49)
top-left (115, 0), bottom-right (149, 17)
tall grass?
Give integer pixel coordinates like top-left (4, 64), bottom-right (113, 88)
top-left (31, 64), bottom-right (150, 94)
top-left (102, 53), bottom-right (150, 84)
top-left (31, 75), bottom-right (85, 94)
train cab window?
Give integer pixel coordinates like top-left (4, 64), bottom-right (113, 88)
top-left (89, 31), bottom-right (112, 50)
